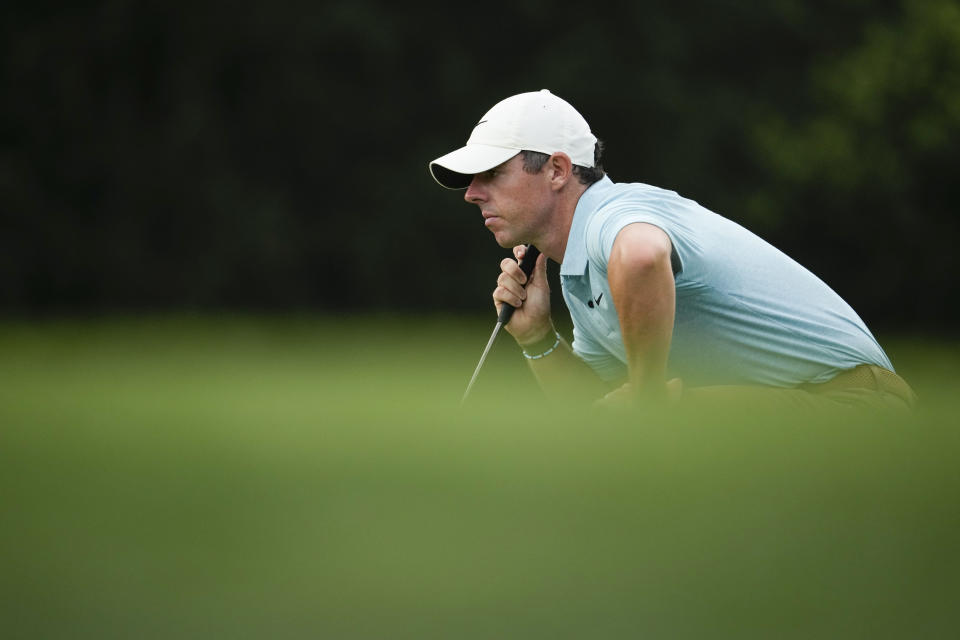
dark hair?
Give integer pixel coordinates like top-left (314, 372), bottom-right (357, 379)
top-left (519, 139), bottom-right (605, 186)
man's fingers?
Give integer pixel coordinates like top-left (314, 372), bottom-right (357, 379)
top-left (533, 253), bottom-right (547, 284)
top-left (495, 247), bottom-right (548, 316)
top-left (493, 285), bottom-right (524, 309)
top-left (497, 271), bottom-right (527, 299)
top-left (493, 263), bottom-right (528, 308)
top-left (500, 257), bottom-right (527, 284)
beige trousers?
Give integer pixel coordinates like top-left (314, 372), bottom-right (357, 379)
top-left (683, 365), bottom-right (917, 413)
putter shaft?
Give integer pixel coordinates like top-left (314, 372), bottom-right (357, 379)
top-left (460, 245), bottom-right (541, 405)
top-left (460, 321), bottom-right (502, 405)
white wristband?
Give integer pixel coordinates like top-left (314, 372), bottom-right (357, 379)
top-left (522, 333), bottom-right (561, 360)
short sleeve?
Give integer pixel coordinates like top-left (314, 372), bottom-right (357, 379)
top-left (585, 204), bottom-right (684, 277)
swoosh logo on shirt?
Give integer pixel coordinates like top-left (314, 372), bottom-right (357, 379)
top-left (588, 292), bottom-right (603, 308)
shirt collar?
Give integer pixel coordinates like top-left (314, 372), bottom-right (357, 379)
top-left (560, 175), bottom-right (614, 277)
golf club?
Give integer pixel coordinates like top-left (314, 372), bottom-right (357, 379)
top-left (461, 244), bottom-right (541, 405)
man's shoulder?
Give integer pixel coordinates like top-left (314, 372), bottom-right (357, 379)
top-left (583, 181), bottom-right (677, 245)
top-left (585, 181), bottom-right (689, 230)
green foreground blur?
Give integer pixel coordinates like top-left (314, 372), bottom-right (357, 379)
top-left (1, 315), bottom-right (958, 639)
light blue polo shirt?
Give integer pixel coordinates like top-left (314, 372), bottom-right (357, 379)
top-left (560, 176), bottom-right (893, 387)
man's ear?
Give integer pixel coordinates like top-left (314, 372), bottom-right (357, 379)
top-left (548, 152), bottom-right (573, 190)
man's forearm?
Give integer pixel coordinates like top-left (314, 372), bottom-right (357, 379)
top-left (520, 332), bottom-right (610, 402)
top-left (608, 224), bottom-right (676, 401)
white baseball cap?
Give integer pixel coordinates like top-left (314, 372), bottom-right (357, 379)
top-left (429, 89), bottom-right (597, 189)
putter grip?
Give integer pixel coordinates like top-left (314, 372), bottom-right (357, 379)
top-left (497, 244), bottom-right (541, 325)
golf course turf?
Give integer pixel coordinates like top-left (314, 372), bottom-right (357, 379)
top-left (1, 314), bottom-right (957, 638)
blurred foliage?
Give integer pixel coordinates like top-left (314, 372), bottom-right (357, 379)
top-left (750, 0), bottom-right (960, 327)
top-left (0, 0), bottom-right (956, 328)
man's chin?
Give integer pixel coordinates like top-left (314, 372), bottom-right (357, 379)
top-left (491, 230), bottom-right (520, 249)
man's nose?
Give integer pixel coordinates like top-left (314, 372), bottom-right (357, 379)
top-left (464, 177), bottom-right (485, 204)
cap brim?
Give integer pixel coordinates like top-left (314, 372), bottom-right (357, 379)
top-left (428, 144), bottom-right (519, 189)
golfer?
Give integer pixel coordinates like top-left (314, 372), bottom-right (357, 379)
top-left (429, 90), bottom-right (915, 410)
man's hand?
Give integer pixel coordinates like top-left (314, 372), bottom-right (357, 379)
top-left (493, 245), bottom-right (553, 345)
top-left (594, 378), bottom-right (684, 410)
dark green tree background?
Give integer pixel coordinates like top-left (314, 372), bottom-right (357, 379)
top-left (2, 0), bottom-right (957, 330)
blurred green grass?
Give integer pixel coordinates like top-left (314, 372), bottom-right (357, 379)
top-left (0, 315), bottom-right (958, 639)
